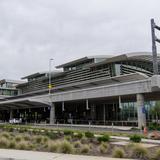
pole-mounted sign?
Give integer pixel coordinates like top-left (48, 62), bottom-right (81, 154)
top-left (151, 19), bottom-right (160, 75)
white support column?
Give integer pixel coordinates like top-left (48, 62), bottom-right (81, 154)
top-left (103, 104), bottom-right (106, 124)
top-left (90, 104), bottom-right (96, 121)
top-left (86, 99), bottom-right (89, 110)
top-left (50, 103), bottom-right (55, 124)
top-left (9, 109), bottom-right (13, 120)
top-left (119, 96), bottom-right (122, 121)
top-left (119, 96), bottom-right (122, 109)
top-left (136, 94), bottom-right (146, 129)
top-left (62, 101), bottom-right (64, 111)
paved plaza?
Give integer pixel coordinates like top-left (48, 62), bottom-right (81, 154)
top-left (0, 149), bottom-right (134, 160)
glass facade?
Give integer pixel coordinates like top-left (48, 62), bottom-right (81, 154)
top-left (119, 101), bottom-right (155, 122)
top-left (120, 102), bottom-right (137, 121)
top-left (0, 80), bottom-right (19, 96)
top-left (0, 89), bottom-right (18, 96)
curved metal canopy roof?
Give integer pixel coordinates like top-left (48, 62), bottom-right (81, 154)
top-left (89, 52), bottom-right (160, 68)
top-left (55, 55), bottom-right (112, 69)
top-left (20, 52), bottom-right (160, 81)
top-left (21, 71), bottom-right (64, 80)
top-left (56, 52), bottom-right (160, 69)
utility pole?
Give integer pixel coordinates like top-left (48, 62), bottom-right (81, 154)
top-left (151, 19), bottom-right (160, 75)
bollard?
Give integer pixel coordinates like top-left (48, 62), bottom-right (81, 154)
top-left (56, 122), bottom-right (58, 129)
top-left (89, 121), bottom-right (91, 131)
top-left (70, 120), bottom-right (73, 129)
top-left (143, 127), bottom-right (148, 136)
top-left (112, 122), bottom-right (114, 133)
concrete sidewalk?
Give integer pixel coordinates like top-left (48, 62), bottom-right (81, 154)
top-left (111, 136), bottom-right (160, 144)
top-left (0, 149), bottom-right (133, 160)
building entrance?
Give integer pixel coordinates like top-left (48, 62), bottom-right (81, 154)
top-left (96, 102), bottom-right (120, 124)
top-left (104, 103), bottom-right (119, 121)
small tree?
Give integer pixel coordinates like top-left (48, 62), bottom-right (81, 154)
top-left (151, 101), bottom-right (160, 123)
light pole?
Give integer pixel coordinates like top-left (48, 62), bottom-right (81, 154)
top-left (49, 58), bottom-right (53, 95)
top-left (48, 58), bottom-right (55, 124)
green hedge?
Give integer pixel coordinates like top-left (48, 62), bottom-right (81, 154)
top-left (148, 123), bottom-right (160, 131)
top-left (130, 134), bottom-right (142, 143)
top-left (97, 134), bottom-right (110, 142)
top-left (85, 131), bottom-right (94, 138)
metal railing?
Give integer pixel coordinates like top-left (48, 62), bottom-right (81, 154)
top-left (53, 119), bottom-right (138, 127)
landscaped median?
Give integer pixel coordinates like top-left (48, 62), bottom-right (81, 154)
top-left (0, 124), bottom-right (159, 159)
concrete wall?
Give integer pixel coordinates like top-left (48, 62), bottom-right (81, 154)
top-left (31, 79), bottom-right (152, 103)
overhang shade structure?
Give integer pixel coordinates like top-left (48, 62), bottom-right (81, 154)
top-left (0, 74), bottom-right (159, 104)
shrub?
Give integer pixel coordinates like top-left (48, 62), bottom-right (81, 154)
top-left (9, 140), bottom-right (16, 149)
top-left (35, 136), bottom-right (43, 143)
top-left (74, 141), bottom-right (82, 148)
top-left (64, 136), bottom-right (71, 141)
top-left (153, 149), bottom-right (160, 160)
top-left (148, 122), bottom-right (160, 131)
top-left (43, 136), bottom-right (49, 143)
top-left (0, 137), bottom-right (9, 148)
top-left (27, 128), bottom-right (34, 134)
top-left (73, 132), bottom-right (83, 139)
top-left (99, 142), bottom-right (109, 154)
top-left (15, 135), bottom-right (22, 142)
top-left (32, 129), bottom-right (41, 135)
top-left (85, 131), bottom-right (94, 138)
top-left (48, 142), bottom-right (59, 152)
top-left (59, 140), bottom-right (74, 154)
top-left (19, 128), bottom-right (26, 133)
top-left (10, 133), bottom-right (15, 137)
top-left (63, 130), bottom-right (73, 136)
top-left (97, 134), bottom-right (110, 142)
top-left (80, 144), bottom-right (90, 153)
top-left (1, 132), bottom-right (10, 139)
top-left (45, 132), bottom-right (58, 140)
top-left (130, 134), bottom-right (142, 143)
top-left (131, 127), bottom-right (140, 131)
top-left (81, 137), bottom-right (88, 144)
top-left (16, 141), bottom-right (28, 150)
top-left (23, 135), bottom-right (31, 141)
top-left (28, 143), bottom-right (36, 150)
top-left (8, 127), bottom-right (14, 132)
top-left (131, 144), bottom-right (148, 159)
top-left (112, 147), bottom-right (125, 158)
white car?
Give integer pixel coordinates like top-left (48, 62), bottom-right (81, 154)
top-left (9, 118), bottom-right (22, 124)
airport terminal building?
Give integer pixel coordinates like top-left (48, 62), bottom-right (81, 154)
top-left (0, 52), bottom-right (160, 128)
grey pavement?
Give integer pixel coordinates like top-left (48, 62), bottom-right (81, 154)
top-left (111, 141), bottom-right (158, 148)
top-left (111, 136), bottom-right (160, 144)
top-left (0, 149), bottom-right (134, 160)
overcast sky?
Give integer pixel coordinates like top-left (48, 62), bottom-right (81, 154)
top-left (0, 0), bottom-right (160, 80)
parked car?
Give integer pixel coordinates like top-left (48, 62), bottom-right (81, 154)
top-left (9, 118), bottom-right (22, 124)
